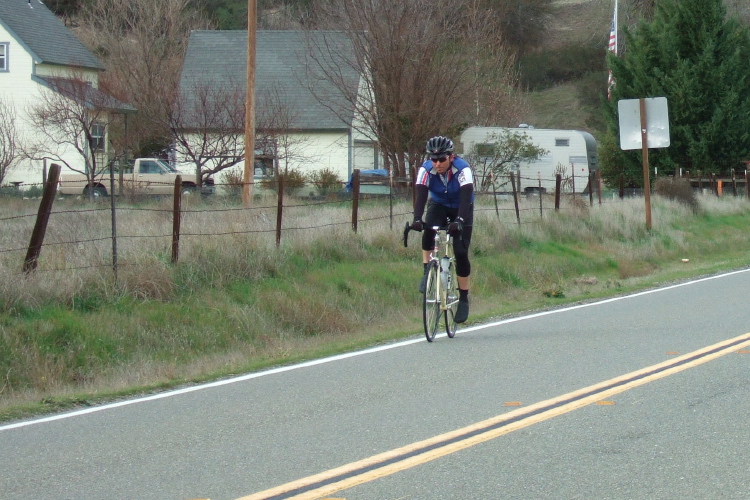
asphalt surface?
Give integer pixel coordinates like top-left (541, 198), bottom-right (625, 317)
top-left (2, 269), bottom-right (750, 500)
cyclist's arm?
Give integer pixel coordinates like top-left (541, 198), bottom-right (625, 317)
top-left (414, 184), bottom-right (429, 221)
top-left (457, 167), bottom-right (474, 222)
top-left (413, 165), bottom-right (430, 221)
top-left (458, 183), bottom-right (473, 222)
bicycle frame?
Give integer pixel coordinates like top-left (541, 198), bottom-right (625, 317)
top-left (427, 226), bottom-right (458, 313)
top-left (403, 221), bottom-right (460, 341)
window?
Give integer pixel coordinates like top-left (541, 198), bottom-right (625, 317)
top-left (555, 138), bottom-right (570, 147)
top-left (0, 43), bottom-right (8, 72)
top-left (254, 157), bottom-right (274, 178)
top-left (139, 160), bottom-right (162, 174)
top-left (91, 122), bottom-right (105, 151)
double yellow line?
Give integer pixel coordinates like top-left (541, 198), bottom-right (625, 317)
top-left (237, 332), bottom-right (750, 500)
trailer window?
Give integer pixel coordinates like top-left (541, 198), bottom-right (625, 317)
top-left (555, 138), bottom-right (570, 147)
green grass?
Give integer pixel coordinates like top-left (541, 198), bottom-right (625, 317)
top-left (3, 193), bottom-right (750, 422)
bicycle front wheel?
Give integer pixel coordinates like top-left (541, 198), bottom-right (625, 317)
top-left (445, 261), bottom-right (459, 338)
top-left (423, 261), bottom-right (441, 342)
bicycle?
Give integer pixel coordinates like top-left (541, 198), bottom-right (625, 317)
top-left (403, 221), bottom-right (459, 342)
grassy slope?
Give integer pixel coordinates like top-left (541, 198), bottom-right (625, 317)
top-left (524, 0), bottom-right (610, 132)
top-left (4, 194), bottom-right (750, 422)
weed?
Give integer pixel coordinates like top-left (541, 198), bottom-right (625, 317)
top-left (654, 177), bottom-right (700, 213)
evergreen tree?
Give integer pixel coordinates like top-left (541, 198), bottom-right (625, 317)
top-left (601, 0), bottom-right (750, 186)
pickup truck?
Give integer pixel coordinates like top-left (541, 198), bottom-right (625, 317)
top-left (57, 158), bottom-right (214, 197)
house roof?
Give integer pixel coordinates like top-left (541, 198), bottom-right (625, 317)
top-left (34, 76), bottom-right (136, 113)
top-left (0, 0), bottom-right (104, 70)
top-left (178, 30), bottom-right (360, 131)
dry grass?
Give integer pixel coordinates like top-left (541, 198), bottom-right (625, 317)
top-left (3, 190), bottom-right (750, 418)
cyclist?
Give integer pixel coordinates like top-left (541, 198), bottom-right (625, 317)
top-left (412, 136), bottom-right (474, 324)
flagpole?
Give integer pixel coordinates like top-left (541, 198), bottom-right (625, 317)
top-left (607, 0), bottom-right (618, 100)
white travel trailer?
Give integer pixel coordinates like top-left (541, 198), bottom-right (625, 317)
top-left (459, 126), bottom-right (599, 194)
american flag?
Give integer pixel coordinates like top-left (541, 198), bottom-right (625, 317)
top-left (607, 0), bottom-right (618, 100)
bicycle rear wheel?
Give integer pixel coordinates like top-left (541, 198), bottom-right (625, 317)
top-left (423, 261), bottom-right (440, 342)
top-left (445, 261), bottom-right (459, 338)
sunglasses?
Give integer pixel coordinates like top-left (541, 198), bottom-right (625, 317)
top-left (431, 156), bottom-right (448, 163)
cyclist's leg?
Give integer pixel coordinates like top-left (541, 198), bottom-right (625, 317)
top-left (445, 254), bottom-right (459, 338)
top-left (422, 201), bottom-right (448, 249)
top-left (419, 202), bottom-right (447, 292)
top-left (453, 223), bottom-right (473, 324)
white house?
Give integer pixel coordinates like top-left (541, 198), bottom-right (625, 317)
top-left (175, 30), bottom-right (377, 192)
top-left (0, 0), bottom-right (134, 190)
top-left (460, 126), bottom-right (599, 193)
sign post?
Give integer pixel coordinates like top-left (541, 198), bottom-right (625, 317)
top-left (618, 97), bottom-right (670, 230)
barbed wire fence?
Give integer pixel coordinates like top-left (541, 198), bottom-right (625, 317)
top-left (3, 164), bottom-right (745, 284)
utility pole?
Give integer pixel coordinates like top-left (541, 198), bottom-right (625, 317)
top-left (243, 0), bottom-right (257, 207)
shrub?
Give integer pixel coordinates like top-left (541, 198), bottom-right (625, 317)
top-left (0, 186), bottom-right (24, 198)
top-left (307, 168), bottom-right (341, 195)
top-left (654, 177), bottom-right (700, 213)
top-left (259, 168), bottom-right (306, 195)
top-left (220, 168), bottom-right (244, 200)
top-left (23, 185), bottom-right (44, 198)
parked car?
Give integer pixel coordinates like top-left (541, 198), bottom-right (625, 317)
top-left (58, 158), bottom-right (214, 197)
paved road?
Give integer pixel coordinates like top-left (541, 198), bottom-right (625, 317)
top-left (3, 269), bottom-right (750, 500)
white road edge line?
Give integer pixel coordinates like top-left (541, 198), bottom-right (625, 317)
top-left (3, 267), bottom-right (748, 432)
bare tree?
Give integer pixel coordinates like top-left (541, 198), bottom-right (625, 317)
top-left (0, 96), bottom-right (20, 186)
top-left (76, 0), bottom-right (210, 157)
top-left (305, 0), bottom-right (526, 184)
top-left (25, 75), bottom-right (116, 199)
top-left (463, 1), bottom-right (530, 127)
top-left (169, 80), bottom-right (246, 186)
top-left (171, 77), bottom-right (313, 194)
top-left (255, 84), bottom-right (312, 178)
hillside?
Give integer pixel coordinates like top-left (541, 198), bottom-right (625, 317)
top-left (524, 0), bottom-right (612, 135)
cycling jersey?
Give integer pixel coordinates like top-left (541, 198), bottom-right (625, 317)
top-left (415, 156), bottom-right (475, 208)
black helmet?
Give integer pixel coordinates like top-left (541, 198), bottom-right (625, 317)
top-left (426, 136), bottom-right (454, 159)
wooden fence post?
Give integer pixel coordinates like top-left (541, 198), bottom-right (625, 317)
top-left (351, 169), bottom-right (360, 233)
top-left (619, 173), bottom-right (624, 199)
top-left (588, 172), bottom-right (594, 206)
top-left (23, 163), bottom-right (61, 273)
top-left (276, 176), bottom-right (284, 248)
top-left (171, 175), bottom-right (182, 264)
top-left (596, 170), bottom-right (602, 205)
top-left (555, 174), bottom-right (561, 211)
top-left (109, 160), bottom-right (118, 283)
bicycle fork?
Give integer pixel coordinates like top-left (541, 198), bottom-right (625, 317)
top-left (430, 233), bottom-right (454, 311)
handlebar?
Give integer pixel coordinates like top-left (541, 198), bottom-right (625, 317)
top-left (403, 221), bottom-right (453, 247)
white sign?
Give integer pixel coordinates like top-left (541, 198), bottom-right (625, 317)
top-left (618, 97), bottom-right (670, 150)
